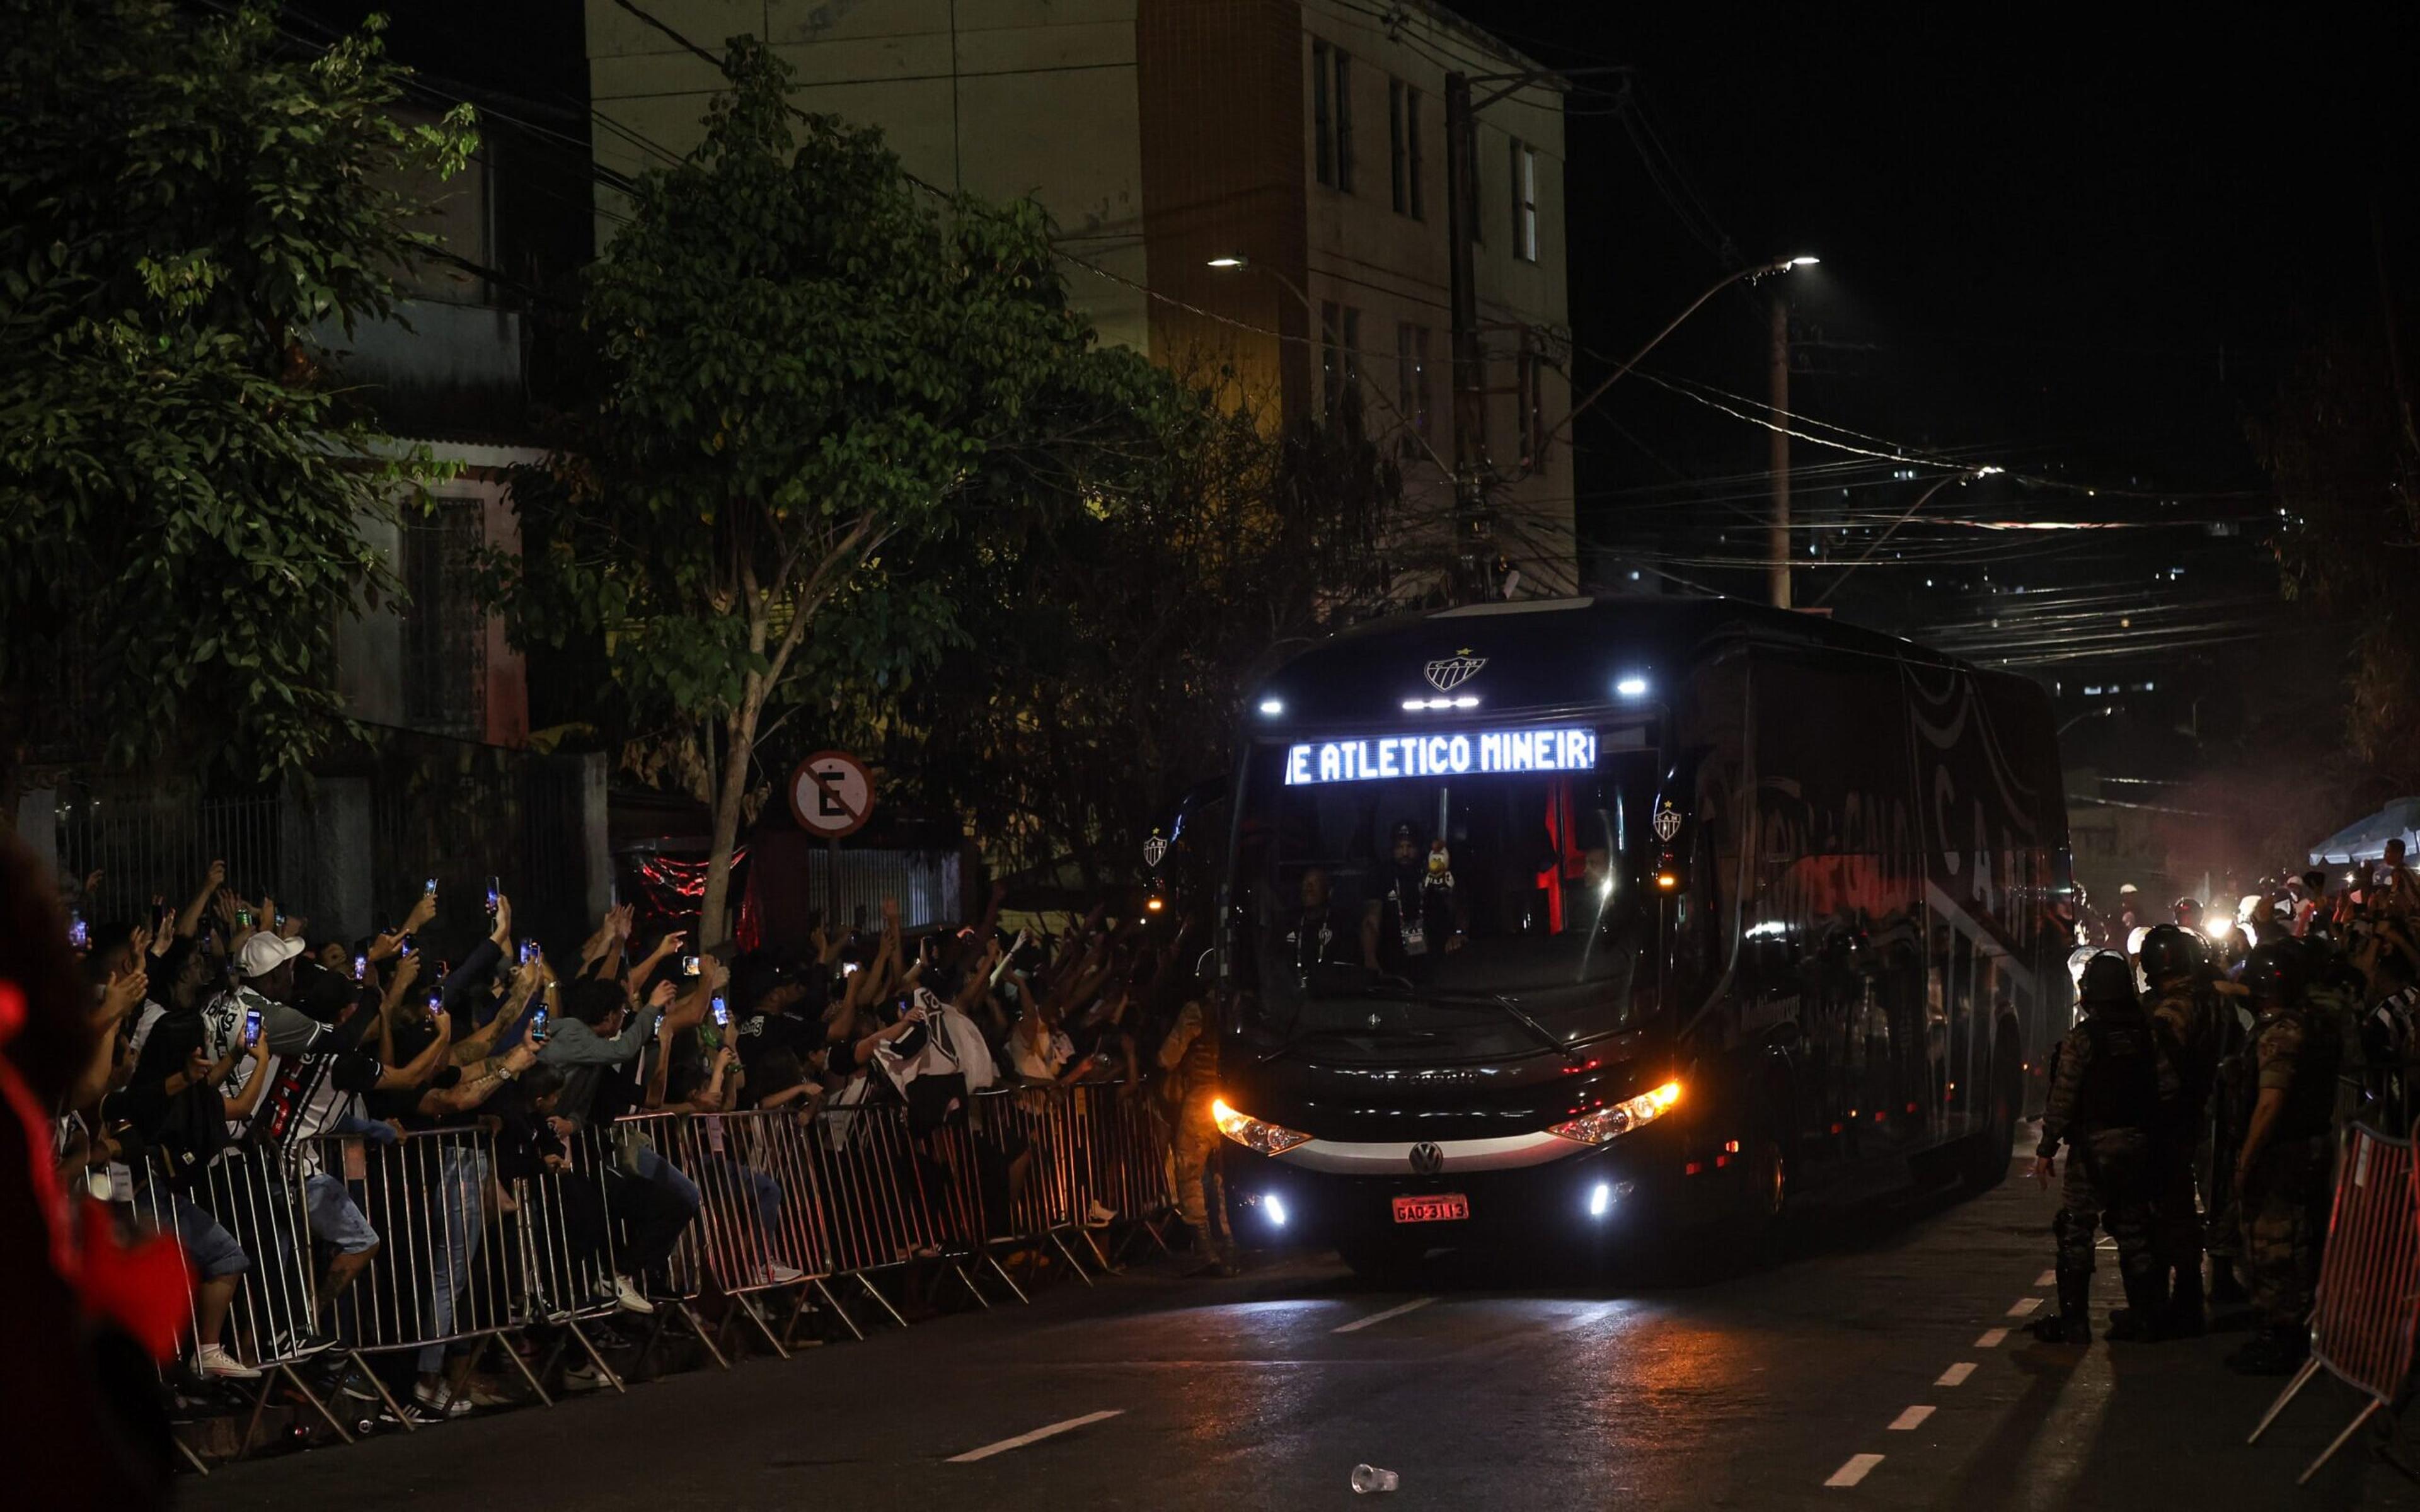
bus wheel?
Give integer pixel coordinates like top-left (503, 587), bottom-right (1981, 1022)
top-left (1965, 1026), bottom-right (2021, 1190)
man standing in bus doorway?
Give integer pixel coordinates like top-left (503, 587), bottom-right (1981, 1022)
top-left (2030, 951), bottom-right (2171, 1344)
top-left (2140, 925), bottom-right (2224, 1336)
top-left (2225, 943), bottom-right (2339, 1375)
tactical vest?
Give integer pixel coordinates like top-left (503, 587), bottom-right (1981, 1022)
top-left (2271, 1003), bottom-right (2343, 1143)
top-left (2072, 1004), bottom-right (2160, 1130)
top-left (2156, 985), bottom-right (2223, 1120)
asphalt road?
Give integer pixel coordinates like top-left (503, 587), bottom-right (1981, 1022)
top-left (180, 1135), bottom-right (2420, 1511)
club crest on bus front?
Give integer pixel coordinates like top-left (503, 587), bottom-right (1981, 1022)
top-left (1424, 651), bottom-right (1486, 692)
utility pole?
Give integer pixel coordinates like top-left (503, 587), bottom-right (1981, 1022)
top-left (1444, 71), bottom-right (1492, 603)
top-left (1766, 289), bottom-right (1792, 609)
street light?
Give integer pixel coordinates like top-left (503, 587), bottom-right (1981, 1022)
top-left (1812, 464), bottom-right (2005, 606)
top-left (1545, 253), bottom-right (1819, 449)
top-left (1205, 254), bottom-right (1315, 315)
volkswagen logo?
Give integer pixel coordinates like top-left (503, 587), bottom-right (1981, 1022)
top-left (1408, 1142), bottom-right (1446, 1176)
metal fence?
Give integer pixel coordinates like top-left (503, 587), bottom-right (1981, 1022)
top-left (55, 793), bottom-right (287, 920)
top-left (139, 1084), bottom-right (1177, 1469)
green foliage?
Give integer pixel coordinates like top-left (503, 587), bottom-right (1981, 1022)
top-left (495, 37), bottom-right (1149, 936)
top-left (0, 0), bottom-right (475, 801)
top-left (862, 379), bottom-right (1409, 882)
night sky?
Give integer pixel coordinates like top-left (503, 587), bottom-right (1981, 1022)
top-left (1449, 4), bottom-right (2412, 804)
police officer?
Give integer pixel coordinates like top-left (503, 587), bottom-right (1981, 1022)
top-left (2224, 942), bottom-right (2341, 1375)
top-left (2140, 924), bottom-right (2221, 1336)
top-left (1156, 988), bottom-right (1237, 1276)
top-left (2031, 951), bottom-right (2172, 1343)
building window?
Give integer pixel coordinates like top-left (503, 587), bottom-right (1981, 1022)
top-left (1516, 341), bottom-right (1548, 471)
top-left (400, 498), bottom-right (487, 738)
top-left (1321, 301), bottom-right (1363, 419)
top-left (1512, 140), bottom-right (1538, 261)
top-left (1332, 49), bottom-right (1356, 193)
top-left (1396, 321), bottom-right (1432, 458)
top-left (1388, 79), bottom-right (1424, 219)
top-left (1312, 40), bottom-right (1333, 187)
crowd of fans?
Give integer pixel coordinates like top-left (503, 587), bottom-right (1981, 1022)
top-left (14, 841), bottom-right (1216, 1452)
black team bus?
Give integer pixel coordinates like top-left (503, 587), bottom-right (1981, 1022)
top-left (1210, 595), bottom-right (2074, 1276)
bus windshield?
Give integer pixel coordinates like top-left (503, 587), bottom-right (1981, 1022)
top-left (1233, 723), bottom-right (1665, 1053)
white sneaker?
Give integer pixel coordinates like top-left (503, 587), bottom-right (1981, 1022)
top-left (765, 1262), bottom-right (805, 1285)
top-left (1086, 1200), bottom-right (1117, 1228)
top-left (195, 1344), bottom-right (261, 1380)
top-left (613, 1274), bottom-right (656, 1314)
top-left (410, 1382), bottom-right (474, 1419)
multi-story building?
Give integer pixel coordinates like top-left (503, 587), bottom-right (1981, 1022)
top-left (586, 0), bottom-right (1573, 591)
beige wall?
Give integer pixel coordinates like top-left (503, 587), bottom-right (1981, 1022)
top-left (587, 0), bottom-right (1572, 588)
top-left (1294, 0), bottom-right (1573, 592)
top-left (585, 0), bottom-right (1151, 352)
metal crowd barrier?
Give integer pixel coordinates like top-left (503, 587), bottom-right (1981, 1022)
top-left (120, 1145), bottom-right (352, 1461)
top-left (145, 1082), bottom-right (1182, 1471)
top-left (2248, 1121), bottom-right (2420, 1482)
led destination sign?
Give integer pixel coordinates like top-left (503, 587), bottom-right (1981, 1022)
top-left (1283, 726), bottom-right (1598, 786)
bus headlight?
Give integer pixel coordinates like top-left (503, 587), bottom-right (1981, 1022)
top-left (1213, 1099), bottom-right (1313, 1157)
top-left (1545, 1080), bottom-right (1682, 1145)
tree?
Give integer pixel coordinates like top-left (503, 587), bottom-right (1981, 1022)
top-left (0, 1), bottom-right (476, 816)
top-left (497, 38), bottom-right (1142, 943)
top-left (867, 378), bottom-right (1410, 883)
top-left (2259, 320), bottom-right (2420, 784)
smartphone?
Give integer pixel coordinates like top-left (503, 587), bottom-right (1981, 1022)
top-left (67, 912), bottom-right (89, 950)
top-left (841, 961), bottom-right (861, 978)
top-left (519, 939), bottom-right (541, 966)
top-left (529, 1005), bottom-right (551, 1042)
top-left (352, 953), bottom-right (367, 981)
top-left (485, 876), bottom-right (500, 914)
top-left (682, 954), bottom-right (701, 976)
top-left (423, 877), bottom-right (438, 897)
top-left (234, 907), bottom-right (253, 929)
top-left (399, 935), bottom-right (415, 958)
top-left (243, 1005), bottom-right (262, 1045)
top-left (425, 990), bottom-right (443, 1021)
top-left (711, 992), bottom-right (730, 1028)
top-left (274, 912), bottom-right (287, 931)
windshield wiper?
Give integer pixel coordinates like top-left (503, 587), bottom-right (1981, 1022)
top-left (1357, 987), bottom-right (1572, 1060)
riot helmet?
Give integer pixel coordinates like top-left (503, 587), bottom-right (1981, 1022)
top-left (2239, 941), bottom-right (2307, 1004)
top-left (2078, 951), bottom-right (2136, 1008)
top-left (2136, 924), bottom-right (2204, 986)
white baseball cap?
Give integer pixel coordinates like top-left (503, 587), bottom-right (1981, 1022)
top-left (236, 932), bottom-right (306, 980)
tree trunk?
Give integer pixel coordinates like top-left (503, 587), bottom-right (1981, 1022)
top-left (699, 681), bottom-right (763, 948)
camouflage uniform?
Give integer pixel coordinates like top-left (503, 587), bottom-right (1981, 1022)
top-left (2241, 1004), bottom-right (2337, 1331)
top-left (2146, 978), bottom-right (2225, 1323)
top-left (2204, 995), bottom-right (2256, 1290)
top-left (2036, 995), bottom-right (2174, 1338)
top-left (1157, 999), bottom-right (1232, 1266)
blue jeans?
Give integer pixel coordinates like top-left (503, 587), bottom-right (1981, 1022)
top-left (416, 1146), bottom-right (489, 1375)
top-left (635, 1145), bottom-right (700, 1214)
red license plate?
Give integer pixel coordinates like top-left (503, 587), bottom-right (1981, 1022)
top-left (1392, 1193), bottom-right (1470, 1225)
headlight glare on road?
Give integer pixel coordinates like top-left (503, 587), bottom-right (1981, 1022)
top-left (1213, 1098), bottom-right (1313, 1157)
top-left (1545, 1080), bottom-right (1682, 1146)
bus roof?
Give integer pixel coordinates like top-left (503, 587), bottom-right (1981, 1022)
top-left (1253, 594), bottom-right (2036, 729)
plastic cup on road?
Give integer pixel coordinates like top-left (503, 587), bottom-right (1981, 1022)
top-left (1351, 1464), bottom-right (1400, 1494)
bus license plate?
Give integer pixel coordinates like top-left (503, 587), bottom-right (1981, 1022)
top-left (1392, 1193), bottom-right (1469, 1225)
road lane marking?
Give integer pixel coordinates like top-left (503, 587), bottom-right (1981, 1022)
top-left (1334, 1297), bottom-right (1436, 1334)
top-left (1974, 1329), bottom-right (2009, 1348)
top-left (2034, 1269), bottom-right (2056, 1288)
top-left (2006, 1297), bottom-right (2042, 1317)
top-left (947, 1410), bottom-right (1124, 1463)
top-left (1936, 1363), bottom-right (1976, 1387)
top-left (1825, 1453), bottom-right (1885, 1487)
top-left (1888, 1406), bottom-right (1935, 1431)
